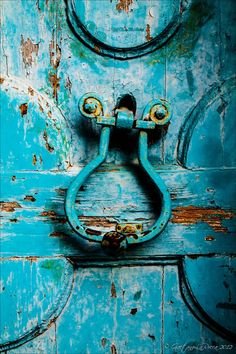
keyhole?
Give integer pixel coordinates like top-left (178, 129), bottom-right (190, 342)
top-left (115, 93), bottom-right (137, 115)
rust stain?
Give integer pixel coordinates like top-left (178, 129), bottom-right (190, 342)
top-left (0, 201), bottom-right (22, 212)
top-left (26, 256), bottom-right (38, 263)
top-left (49, 73), bottom-right (60, 101)
top-left (24, 195), bottom-right (36, 202)
top-left (94, 45), bottom-right (101, 54)
top-left (0, 256), bottom-right (39, 262)
top-left (41, 210), bottom-right (57, 217)
top-left (0, 77), bottom-right (4, 84)
top-left (38, 103), bottom-right (44, 112)
top-left (40, 210), bottom-right (67, 224)
top-left (49, 35), bottom-right (61, 69)
top-left (21, 36), bottom-right (39, 66)
top-left (205, 235), bottom-right (215, 241)
top-left (32, 154), bottom-right (37, 165)
top-left (80, 216), bottom-right (116, 228)
top-left (85, 228), bottom-right (102, 236)
top-left (116, 0), bottom-right (133, 12)
top-left (110, 344), bottom-right (117, 354)
top-left (19, 103), bottom-right (28, 117)
top-left (145, 24), bottom-right (153, 41)
top-left (43, 130), bottom-right (54, 153)
top-left (111, 282), bottom-right (117, 298)
top-left (171, 206), bottom-right (235, 233)
top-left (28, 87), bottom-right (34, 96)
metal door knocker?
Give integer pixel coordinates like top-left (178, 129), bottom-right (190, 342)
top-left (65, 93), bottom-right (172, 252)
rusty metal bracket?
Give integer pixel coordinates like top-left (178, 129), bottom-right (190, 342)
top-left (65, 93), bottom-right (172, 252)
top-left (78, 93), bottom-right (171, 130)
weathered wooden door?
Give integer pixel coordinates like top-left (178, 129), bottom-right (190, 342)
top-left (1, 0), bottom-right (236, 353)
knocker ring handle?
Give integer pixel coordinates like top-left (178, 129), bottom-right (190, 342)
top-left (65, 94), bottom-right (172, 252)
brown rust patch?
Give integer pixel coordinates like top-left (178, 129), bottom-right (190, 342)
top-left (80, 216), bottom-right (116, 229)
top-left (205, 235), bottom-right (215, 241)
top-left (19, 103), bottom-right (28, 117)
top-left (0, 77), bottom-right (4, 84)
top-left (38, 103), bottom-right (44, 112)
top-left (28, 87), bottom-right (34, 96)
top-left (25, 256), bottom-right (38, 263)
top-left (0, 201), bottom-right (22, 212)
top-left (49, 35), bottom-right (61, 69)
top-left (24, 195), bottom-right (36, 202)
top-left (49, 73), bottom-right (60, 101)
top-left (110, 344), bottom-right (117, 354)
top-left (21, 36), bottom-right (39, 66)
top-left (41, 210), bottom-right (57, 218)
top-left (32, 154), bottom-right (37, 165)
top-left (116, 0), bottom-right (133, 12)
top-left (145, 24), bottom-right (153, 41)
top-left (40, 210), bottom-right (67, 224)
top-left (85, 228), bottom-right (102, 236)
top-left (43, 130), bottom-right (54, 153)
top-left (111, 282), bottom-right (117, 298)
top-left (171, 206), bottom-right (235, 233)
top-left (94, 45), bottom-right (101, 54)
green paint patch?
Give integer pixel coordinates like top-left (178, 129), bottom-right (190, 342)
top-left (41, 259), bottom-right (64, 281)
top-left (148, 0), bottom-right (214, 64)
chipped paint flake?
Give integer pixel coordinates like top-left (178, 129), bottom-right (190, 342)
top-left (24, 195), bottom-right (36, 202)
top-left (111, 282), bottom-right (117, 298)
top-left (20, 36), bottom-right (39, 66)
top-left (110, 343), bottom-right (117, 354)
top-left (49, 35), bottom-right (61, 69)
top-left (19, 103), bottom-right (28, 117)
top-left (116, 0), bottom-right (133, 13)
top-left (49, 73), bottom-right (60, 101)
top-left (145, 24), bottom-right (153, 42)
top-left (0, 201), bottom-right (22, 212)
top-left (43, 130), bottom-right (54, 153)
top-left (172, 206), bottom-right (235, 233)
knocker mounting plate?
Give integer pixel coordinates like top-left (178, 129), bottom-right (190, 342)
top-left (65, 93), bottom-right (172, 253)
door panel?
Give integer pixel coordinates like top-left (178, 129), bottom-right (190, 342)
top-left (1, 0), bottom-right (236, 352)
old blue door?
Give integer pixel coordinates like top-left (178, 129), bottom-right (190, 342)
top-left (1, 0), bottom-right (236, 353)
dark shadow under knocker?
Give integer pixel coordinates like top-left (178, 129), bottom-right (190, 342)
top-left (65, 93), bottom-right (172, 253)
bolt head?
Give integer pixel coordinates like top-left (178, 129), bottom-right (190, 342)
top-left (154, 105), bottom-right (167, 120)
